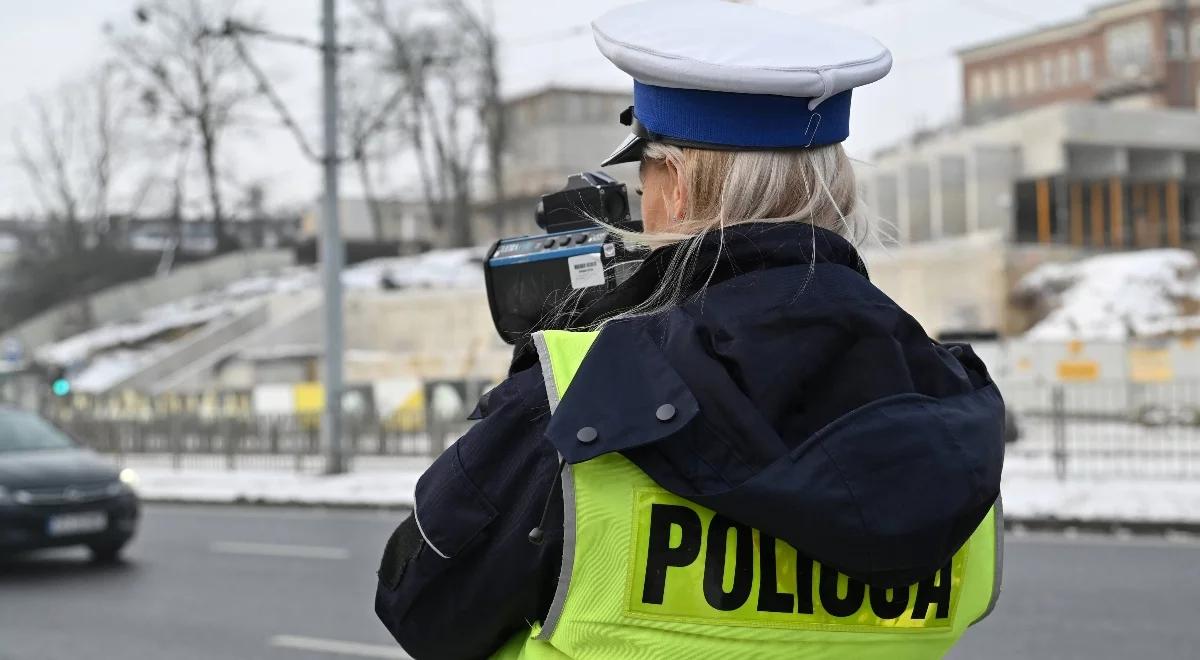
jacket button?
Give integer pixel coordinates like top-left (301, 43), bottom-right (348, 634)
top-left (576, 427), bottom-right (598, 444)
top-left (655, 404), bottom-right (676, 422)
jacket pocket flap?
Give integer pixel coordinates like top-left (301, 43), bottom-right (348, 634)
top-left (413, 445), bottom-right (499, 558)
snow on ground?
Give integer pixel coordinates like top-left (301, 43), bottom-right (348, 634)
top-left (342, 247), bottom-right (485, 290)
top-left (1001, 473), bottom-right (1200, 523)
top-left (1017, 249), bottom-right (1200, 340)
top-left (119, 456), bottom-right (430, 507)
top-left (37, 304), bottom-right (243, 367)
top-left (71, 347), bottom-right (173, 391)
top-left (109, 454), bottom-right (1200, 523)
top-left (34, 247), bottom-right (485, 387)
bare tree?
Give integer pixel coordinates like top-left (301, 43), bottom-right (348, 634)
top-left (109, 0), bottom-right (257, 252)
top-left (13, 65), bottom-right (129, 253)
top-left (215, 9), bottom-right (409, 245)
top-left (166, 132), bottom-right (195, 245)
top-left (358, 0), bottom-right (503, 248)
top-left (14, 97), bottom-right (82, 252)
top-left (451, 0), bottom-right (505, 230)
top-left (340, 42), bottom-right (413, 243)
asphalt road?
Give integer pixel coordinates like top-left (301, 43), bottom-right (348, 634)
top-left (2, 504), bottom-right (1198, 660)
top-left (0, 504), bottom-right (409, 660)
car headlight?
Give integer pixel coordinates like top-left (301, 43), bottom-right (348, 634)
top-left (118, 468), bottom-right (140, 491)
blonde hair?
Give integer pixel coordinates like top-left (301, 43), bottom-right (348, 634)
top-left (575, 142), bottom-right (877, 325)
top-left (626, 142), bottom-right (871, 247)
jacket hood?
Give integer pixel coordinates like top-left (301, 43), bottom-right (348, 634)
top-left (544, 222), bottom-right (1005, 588)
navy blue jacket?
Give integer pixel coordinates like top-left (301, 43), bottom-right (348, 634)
top-left (376, 223), bottom-right (1005, 660)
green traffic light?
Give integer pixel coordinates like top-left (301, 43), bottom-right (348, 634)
top-left (52, 379), bottom-right (71, 397)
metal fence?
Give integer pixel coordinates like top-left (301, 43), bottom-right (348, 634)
top-left (41, 407), bottom-right (473, 474)
top-left (1000, 380), bottom-right (1200, 480)
top-left (9, 379), bottom-right (1200, 479)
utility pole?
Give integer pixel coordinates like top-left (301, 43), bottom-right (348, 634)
top-left (321, 0), bottom-right (345, 475)
top-left (211, 2), bottom-right (347, 473)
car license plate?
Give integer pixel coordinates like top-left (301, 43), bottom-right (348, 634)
top-left (47, 512), bottom-right (108, 537)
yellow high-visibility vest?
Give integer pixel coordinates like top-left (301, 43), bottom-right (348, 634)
top-left (495, 330), bottom-right (1002, 659)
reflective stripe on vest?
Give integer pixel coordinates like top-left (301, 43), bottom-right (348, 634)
top-left (494, 329), bottom-right (1002, 660)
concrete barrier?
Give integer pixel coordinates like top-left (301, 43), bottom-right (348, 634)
top-left (114, 303), bottom-right (272, 393)
top-left (5, 249), bottom-right (293, 352)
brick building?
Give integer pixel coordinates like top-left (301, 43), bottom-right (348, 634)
top-left (859, 0), bottom-right (1200, 252)
top-left (961, 0), bottom-right (1200, 124)
top-left (853, 0), bottom-right (1200, 335)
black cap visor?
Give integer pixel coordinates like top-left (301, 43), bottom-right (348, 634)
top-left (600, 105), bottom-right (781, 168)
top-left (600, 132), bottom-right (647, 167)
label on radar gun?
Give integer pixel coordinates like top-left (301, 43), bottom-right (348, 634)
top-left (568, 253), bottom-right (606, 289)
top-left (628, 488), bottom-right (962, 631)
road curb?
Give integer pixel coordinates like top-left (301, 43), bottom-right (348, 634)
top-left (140, 497), bottom-right (1200, 534)
top-left (1005, 516), bottom-right (1200, 536)
top-left (140, 496), bottom-right (413, 511)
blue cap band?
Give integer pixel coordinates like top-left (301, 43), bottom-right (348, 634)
top-left (633, 81), bottom-right (852, 150)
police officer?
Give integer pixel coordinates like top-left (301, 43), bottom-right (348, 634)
top-left (376, 2), bottom-right (1005, 658)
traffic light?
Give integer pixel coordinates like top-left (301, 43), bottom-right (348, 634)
top-left (52, 378), bottom-right (71, 397)
top-left (44, 366), bottom-right (71, 397)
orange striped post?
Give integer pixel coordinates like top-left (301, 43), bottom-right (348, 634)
top-left (1109, 178), bottom-right (1124, 248)
top-left (1036, 178), bottom-right (1052, 244)
top-left (1147, 183), bottom-right (1161, 247)
top-left (1069, 182), bottom-right (1084, 246)
top-left (1166, 180), bottom-right (1182, 247)
top-left (1132, 183), bottom-right (1146, 247)
top-left (1090, 182), bottom-right (1105, 247)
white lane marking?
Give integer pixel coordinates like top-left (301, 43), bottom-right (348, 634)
top-left (269, 635), bottom-right (410, 658)
top-left (210, 541), bottom-right (350, 560)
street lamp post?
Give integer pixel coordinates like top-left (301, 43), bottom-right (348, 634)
top-left (320, 0), bottom-right (346, 475)
top-left (136, 1), bottom-right (347, 474)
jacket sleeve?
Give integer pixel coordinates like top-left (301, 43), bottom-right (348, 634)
top-left (375, 365), bottom-right (563, 660)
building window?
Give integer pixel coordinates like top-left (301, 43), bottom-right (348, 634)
top-left (970, 71), bottom-right (987, 102)
top-left (1025, 60), bottom-right (1039, 92)
top-left (564, 94), bottom-right (585, 123)
top-left (1167, 21), bottom-right (1186, 60)
top-left (604, 98), bottom-right (622, 123)
top-left (1105, 19), bottom-right (1152, 76)
top-left (1191, 21), bottom-right (1200, 57)
top-left (1059, 50), bottom-right (1073, 86)
top-left (1077, 47), bottom-right (1093, 81)
top-left (1007, 64), bottom-right (1022, 96)
top-left (527, 98), bottom-right (544, 124)
top-left (588, 96), bottom-right (608, 123)
top-left (989, 68), bottom-right (1004, 99)
top-left (1041, 57), bottom-right (1055, 89)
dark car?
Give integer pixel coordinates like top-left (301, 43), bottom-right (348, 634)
top-left (0, 407), bottom-right (140, 561)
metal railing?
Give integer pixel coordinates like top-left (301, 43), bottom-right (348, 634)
top-left (9, 379), bottom-right (1200, 479)
top-left (1000, 380), bottom-right (1200, 480)
top-left (42, 408), bottom-right (472, 473)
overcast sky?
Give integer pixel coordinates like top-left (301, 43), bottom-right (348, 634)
top-left (0, 0), bottom-right (1101, 216)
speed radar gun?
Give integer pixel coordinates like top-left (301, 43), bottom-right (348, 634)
top-left (484, 171), bottom-right (643, 343)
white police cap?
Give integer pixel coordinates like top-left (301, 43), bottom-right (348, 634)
top-left (592, 0), bottom-right (893, 166)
